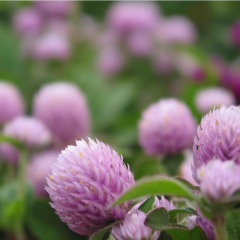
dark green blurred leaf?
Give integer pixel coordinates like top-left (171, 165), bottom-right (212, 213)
top-left (226, 209), bottom-right (240, 240)
top-left (162, 153), bottom-right (184, 176)
top-left (26, 199), bottom-right (87, 240)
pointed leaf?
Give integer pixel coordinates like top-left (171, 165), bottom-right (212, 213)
top-left (174, 177), bottom-right (200, 191)
top-left (145, 208), bottom-right (187, 231)
top-left (138, 195), bottom-right (156, 213)
top-left (112, 177), bottom-right (197, 207)
top-left (169, 207), bottom-right (197, 223)
top-left (90, 222), bottom-right (120, 240)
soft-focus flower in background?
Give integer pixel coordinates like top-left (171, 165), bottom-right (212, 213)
top-left (155, 16), bottom-right (196, 45)
top-left (13, 7), bottom-right (42, 36)
top-left (195, 87), bottom-right (235, 114)
top-left (193, 105), bottom-right (240, 182)
top-left (107, 2), bottom-right (160, 36)
top-left (46, 138), bottom-right (135, 235)
top-left (0, 81), bottom-right (24, 125)
top-left (27, 150), bottom-right (59, 197)
top-left (34, 0), bottom-right (73, 17)
top-left (139, 98), bottom-right (196, 155)
top-left (197, 160), bottom-right (240, 203)
top-left (179, 150), bottom-right (197, 185)
top-left (33, 82), bottom-right (90, 149)
top-left (0, 116), bottom-right (51, 163)
top-left (30, 31), bottom-right (71, 61)
top-left (97, 47), bottom-right (125, 76)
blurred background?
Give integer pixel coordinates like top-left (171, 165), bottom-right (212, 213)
top-left (1, 1), bottom-right (240, 240)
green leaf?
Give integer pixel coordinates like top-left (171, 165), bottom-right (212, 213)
top-left (174, 177), bottom-right (200, 191)
top-left (0, 135), bottom-right (24, 150)
top-left (158, 232), bottom-right (173, 240)
top-left (146, 208), bottom-right (208, 240)
top-left (162, 153), bottom-right (184, 176)
top-left (166, 226), bottom-right (209, 240)
top-left (226, 209), bottom-right (240, 240)
top-left (90, 222), bottom-right (120, 240)
top-left (168, 207), bottom-right (197, 223)
top-left (145, 208), bottom-right (173, 230)
top-left (112, 177), bottom-right (197, 207)
top-left (90, 228), bottom-right (110, 240)
top-left (138, 195), bottom-right (156, 213)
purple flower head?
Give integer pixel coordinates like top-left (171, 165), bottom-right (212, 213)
top-left (230, 20), bottom-right (240, 46)
top-left (46, 138), bottom-right (135, 235)
top-left (30, 31), bottom-right (71, 61)
top-left (139, 98), bottom-right (196, 155)
top-left (35, 1), bottom-right (73, 17)
top-left (27, 150), bottom-right (59, 197)
top-left (13, 7), bottom-right (42, 36)
top-left (97, 47), bottom-right (125, 76)
top-left (112, 209), bottom-right (160, 240)
top-left (107, 2), bottom-right (160, 36)
top-left (0, 81), bottom-right (24, 125)
top-left (0, 116), bottom-right (51, 164)
top-left (33, 82), bottom-right (90, 149)
top-left (195, 88), bottom-right (235, 114)
top-left (196, 208), bottom-right (216, 240)
top-left (197, 160), bottom-right (240, 203)
top-left (126, 31), bottom-right (153, 56)
top-left (155, 16), bottom-right (196, 45)
top-left (112, 196), bottom-right (174, 240)
top-left (193, 105), bottom-right (240, 182)
top-left (180, 150), bottom-right (197, 185)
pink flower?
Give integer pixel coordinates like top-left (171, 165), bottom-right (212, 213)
top-left (27, 150), bottom-right (59, 197)
top-left (46, 138), bottom-right (135, 235)
top-left (139, 99), bottom-right (196, 155)
top-left (13, 7), bottom-right (42, 36)
top-left (33, 82), bottom-right (90, 148)
top-left (0, 116), bottom-right (51, 164)
top-left (0, 81), bottom-right (24, 125)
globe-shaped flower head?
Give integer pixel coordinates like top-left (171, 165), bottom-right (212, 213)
top-left (193, 105), bottom-right (240, 182)
top-left (197, 160), bottom-right (240, 203)
top-left (0, 81), bottom-right (24, 125)
top-left (27, 150), bottom-right (59, 197)
top-left (33, 82), bottom-right (90, 148)
top-left (0, 116), bottom-right (51, 163)
top-left (46, 138), bottom-right (135, 236)
top-left (138, 98), bottom-right (196, 155)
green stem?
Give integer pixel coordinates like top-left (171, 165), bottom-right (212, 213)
top-left (18, 149), bottom-right (28, 198)
top-left (211, 216), bottom-right (228, 240)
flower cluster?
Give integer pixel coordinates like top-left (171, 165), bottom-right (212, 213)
top-left (13, 1), bottom-right (73, 61)
top-left (96, 1), bottom-right (201, 79)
